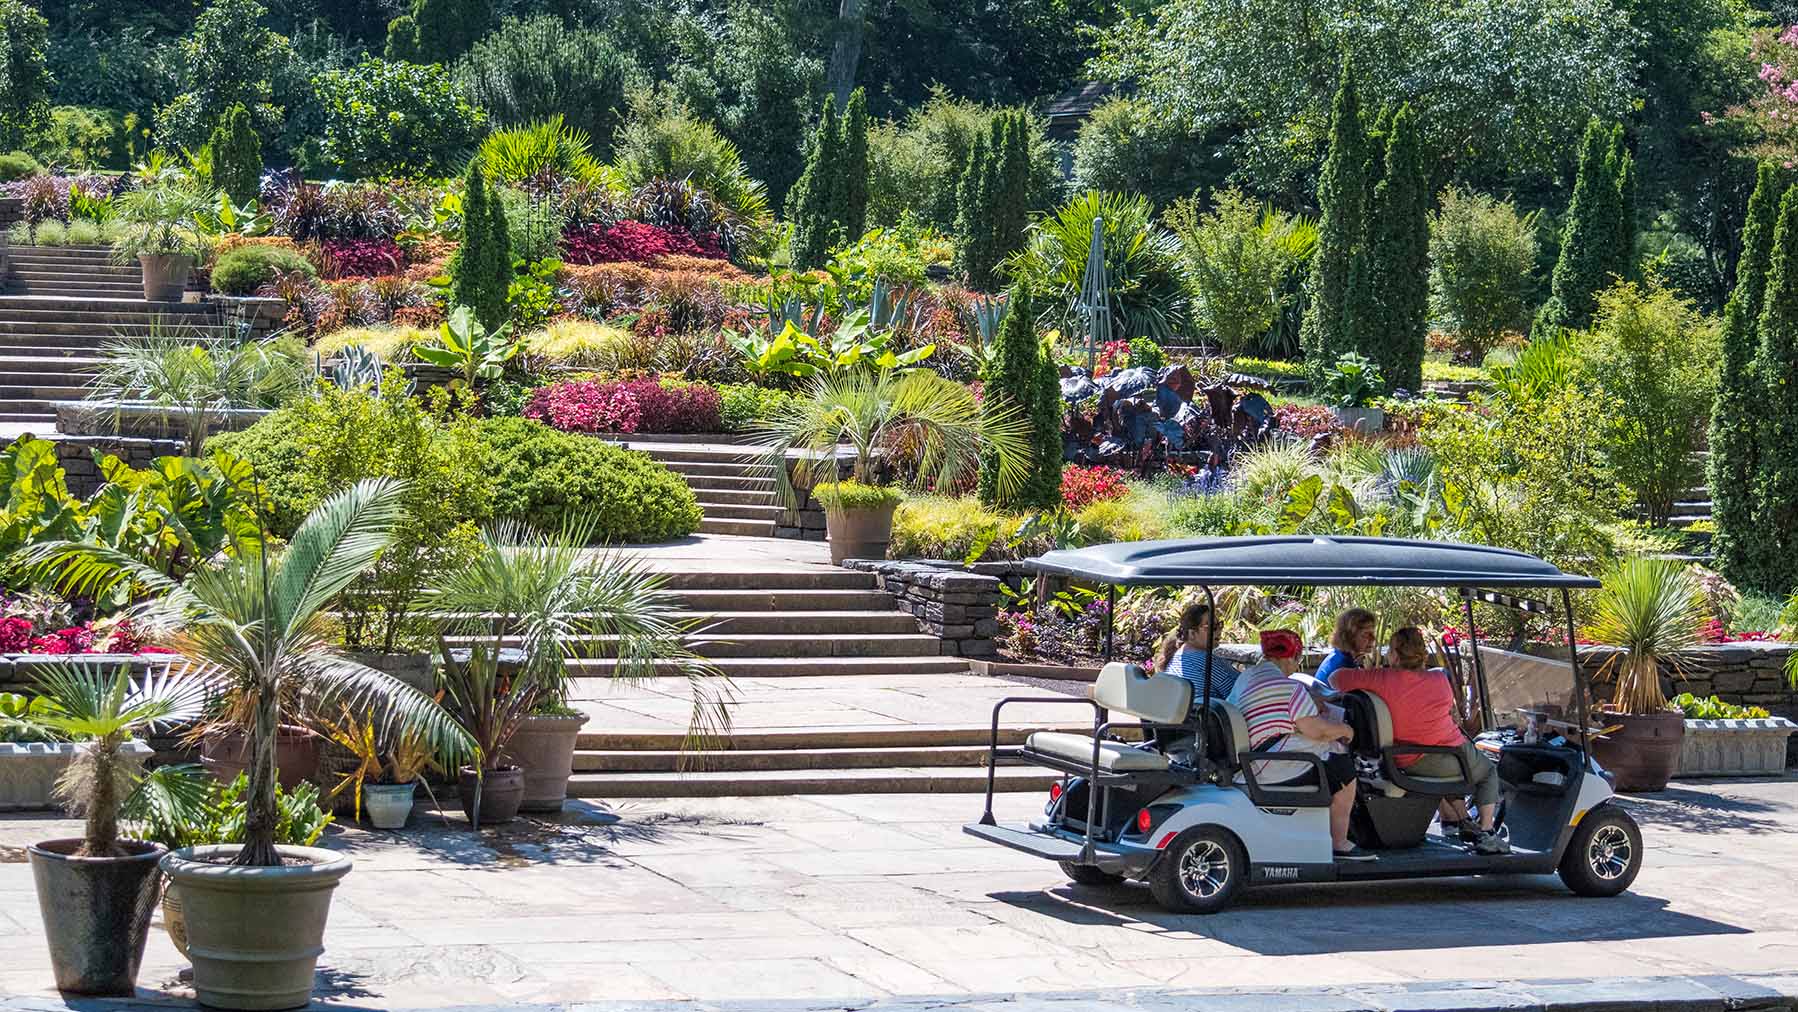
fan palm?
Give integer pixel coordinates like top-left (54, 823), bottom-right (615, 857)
top-left (760, 368), bottom-right (1032, 504)
top-left (12, 662), bottom-right (210, 857)
top-left (1583, 558), bottom-right (1706, 714)
top-left (87, 321), bottom-right (311, 454)
top-left (27, 478), bottom-right (476, 866)
top-left (418, 519), bottom-right (728, 810)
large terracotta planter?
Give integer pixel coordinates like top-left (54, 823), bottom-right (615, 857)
top-left (29, 839), bottom-right (165, 996)
top-left (137, 252), bottom-right (194, 302)
top-left (500, 714), bottom-right (589, 813)
top-left (160, 844), bottom-right (351, 1011)
top-left (824, 501), bottom-right (898, 566)
top-left (201, 726), bottom-right (319, 790)
top-left (1592, 709), bottom-right (1686, 792)
top-left (457, 765), bottom-right (525, 826)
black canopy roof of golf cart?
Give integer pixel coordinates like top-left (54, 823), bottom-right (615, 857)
top-left (1027, 536), bottom-right (1601, 589)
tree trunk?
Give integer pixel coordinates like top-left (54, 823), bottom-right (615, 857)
top-left (233, 686), bottom-right (283, 867)
top-left (80, 737), bottom-right (123, 858)
top-left (825, 0), bottom-right (865, 109)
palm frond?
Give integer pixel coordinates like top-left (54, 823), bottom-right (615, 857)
top-left (12, 540), bottom-right (193, 612)
top-left (272, 477), bottom-right (408, 639)
top-left (295, 652), bottom-right (479, 773)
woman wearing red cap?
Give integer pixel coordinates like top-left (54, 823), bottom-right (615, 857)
top-left (1228, 629), bottom-right (1370, 861)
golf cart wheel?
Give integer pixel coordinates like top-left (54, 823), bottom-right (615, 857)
top-left (1558, 805), bottom-right (1643, 897)
top-left (1149, 826), bottom-right (1245, 914)
top-left (1058, 861), bottom-right (1126, 887)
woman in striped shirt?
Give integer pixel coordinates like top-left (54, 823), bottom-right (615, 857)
top-left (1228, 630), bottom-right (1370, 861)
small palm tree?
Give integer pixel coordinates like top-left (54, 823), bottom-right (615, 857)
top-left (16, 663), bottom-right (209, 857)
top-left (30, 479), bottom-right (476, 866)
top-left (87, 322), bottom-right (311, 454)
top-left (762, 368), bottom-right (1031, 503)
top-left (1583, 557), bottom-right (1706, 715)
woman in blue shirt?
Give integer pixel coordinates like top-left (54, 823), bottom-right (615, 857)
top-left (1314, 607), bottom-right (1376, 687)
top-left (1155, 602), bottom-right (1241, 703)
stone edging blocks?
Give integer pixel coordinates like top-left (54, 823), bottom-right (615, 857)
top-left (843, 559), bottom-right (1000, 657)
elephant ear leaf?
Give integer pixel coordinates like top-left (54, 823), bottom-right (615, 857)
top-left (1278, 474), bottom-right (1323, 533)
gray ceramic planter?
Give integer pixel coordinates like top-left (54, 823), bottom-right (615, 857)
top-left (29, 839), bottom-right (166, 996)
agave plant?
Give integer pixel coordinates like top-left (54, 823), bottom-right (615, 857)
top-left (1003, 190), bottom-right (1190, 342)
top-left (10, 663), bottom-right (210, 857)
top-left (28, 479), bottom-right (476, 866)
top-left (1583, 558), bottom-right (1707, 715)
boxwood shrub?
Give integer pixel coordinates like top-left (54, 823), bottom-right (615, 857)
top-left (475, 417), bottom-right (702, 542)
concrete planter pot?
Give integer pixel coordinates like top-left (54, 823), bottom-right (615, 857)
top-left (0, 741), bottom-right (151, 811)
top-left (500, 714), bottom-right (589, 813)
top-left (160, 844), bottom-right (352, 1011)
top-left (137, 252), bottom-right (195, 302)
top-left (363, 781), bottom-right (418, 829)
top-left (29, 839), bottom-right (166, 995)
top-left (201, 727), bottom-right (319, 790)
top-left (824, 501), bottom-right (898, 566)
top-left (1676, 717), bottom-right (1798, 777)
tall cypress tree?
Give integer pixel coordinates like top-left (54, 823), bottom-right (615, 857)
top-left (837, 88), bottom-right (870, 243)
top-left (1302, 61), bottom-right (1371, 381)
top-left (979, 285), bottom-right (1060, 509)
top-left (991, 111), bottom-right (1033, 271)
top-left (1751, 185), bottom-right (1798, 594)
top-left (954, 130), bottom-right (996, 289)
top-left (786, 94), bottom-right (840, 270)
top-left (1538, 119), bottom-right (1629, 334)
top-left (1609, 124), bottom-right (1636, 265)
top-left (209, 102), bottom-right (262, 207)
top-left (1712, 163), bottom-right (1786, 591)
top-left (1362, 103), bottom-right (1429, 392)
top-left (450, 161), bottom-right (510, 333)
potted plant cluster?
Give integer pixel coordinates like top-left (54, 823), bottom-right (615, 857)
top-left (423, 518), bottom-right (714, 824)
top-left (111, 183), bottom-right (216, 302)
top-left (318, 709), bottom-right (440, 829)
top-left (763, 368), bottom-right (1028, 566)
top-left (11, 663), bottom-right (206, 996)
top-left (1584, 557), bottom-right (1701, 792)
top-left (1323, 352), bottom-right (1386, 432)
top-left (33, 478), bottom-right (474, 1009)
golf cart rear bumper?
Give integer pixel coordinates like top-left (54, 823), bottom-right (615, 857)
top-left (963, 821), bottom-right (1160, 877)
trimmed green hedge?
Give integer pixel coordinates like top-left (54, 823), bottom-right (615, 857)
top-left (475, 417), bottom-right (702, 542)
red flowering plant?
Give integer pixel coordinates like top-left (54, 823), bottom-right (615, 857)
top-left (523, 379), bottom-right (643, 434)
top-left (321, 238), bottom-right (405, 279)
top-left (1061, 465), bottom-right (1130, 510)
top-left (1274, 403), bottom-right (1340, 439)
top-left (561, 221), bottom-right (725, 266)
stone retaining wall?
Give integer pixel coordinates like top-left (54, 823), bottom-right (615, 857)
top-left (51, 402), bottom-right (272, 496)
top-left (1577, 642), bottom-right (1797, 765)
top-left (843, 559), bottom-right (1001, 657)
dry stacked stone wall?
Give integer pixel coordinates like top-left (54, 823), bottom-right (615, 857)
top-left (844, 559), bottom-right (1001, 656)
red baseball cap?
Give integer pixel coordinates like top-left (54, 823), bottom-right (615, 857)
top-left (1259, 629), bottom-right (1303, 660)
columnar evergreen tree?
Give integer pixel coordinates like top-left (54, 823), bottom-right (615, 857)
top-left (1362, 103), bottom-right (1430, 392)
top-left (979, 285), bottom-right (1061, 509)
top-left (449, 161), bottom-right (511, 333)
top-left (786, 94), bottom-right (840, 270)
top-left (387, 0), bottom-right (490, 63)
top-left (954, 129), bottom-right (996, 287)
top-left (1302, 61), bottom-right (1372, 380)
top-left (837, 88), bottom-right (870, 243)
top-left (1537, 119), bottom-right (1632, 334)
top-left (991, 111), bottom-right (1034, 272)
top-left (208, 103), bottom-right (263, 207)
top-left (1751, 185), bottom-right (1798, 594)
top-left (1711, 163), bottom-right (1785, 592)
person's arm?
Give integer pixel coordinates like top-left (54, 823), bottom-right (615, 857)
top-left (1295, 714), bottom-right (1353, 742)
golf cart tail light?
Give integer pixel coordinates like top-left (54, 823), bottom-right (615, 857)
top-left (1136, 808), bottom-right (1153, 833)
top-left (1049, 782), bottom-right (1063, 802)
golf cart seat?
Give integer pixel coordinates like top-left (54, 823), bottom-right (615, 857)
top-left (1341, 690), bottom-right (1474, 798)
top-left (1022, 662), bottom-right (1190, 774)
top-left (1199, 699), bottom-right (1250, 773)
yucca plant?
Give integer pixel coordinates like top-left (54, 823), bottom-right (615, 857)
top-left (1583, 558), bottom-right (1707, 714)
top-left (15, 663), bottom-right (210, 857)
top-left (1003, 190), bottom-right (1189, 342)
top-left (761, 369), bottom-right (1032, 504)
top-left (28, 479), bottom-right (476, 867)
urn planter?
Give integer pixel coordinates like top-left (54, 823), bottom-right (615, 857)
top-left (1591, 710), bottom-right (1685, 792)
top-left (29, 839), bottom-right (165, 995)
top-left (363, 782), bottom-right (418, 829)
top-left (457, 765), bottom-right (525, 826)
top-left (0, 741), bottom-right (151, 811)
top-left (500, 714), bottom-right (589, 813)
top-left (201, 726), bottom-right (319, 790)
top-left (137, 252), bottom-right (195, 302)
top-left (824, 502), bottom-right (898, 566)
top-left (1676, 717), bottom-right (1797, 778)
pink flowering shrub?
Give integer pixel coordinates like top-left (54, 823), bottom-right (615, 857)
top-left (1713, 25), bottom-right (1798, 165)
top-left (561, 221), bottom-right (726, 265)
top-left (524, 380), bottom-right (643, 434)
top-left (1060, 465), bottom-right (1130, 510)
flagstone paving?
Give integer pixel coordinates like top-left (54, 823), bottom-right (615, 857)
top-left (1, 777), bottom-right (1795, 1008)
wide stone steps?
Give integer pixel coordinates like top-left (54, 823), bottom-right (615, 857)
top-left (508, 632), bottom-right (947, 659)
top-left (695, 502), bottom-right (784, 521)
top-left (697, 517), bottom-right (778, 537)
top-left (7, 282), bottom-right (146, 298)
top-left (662, 588), bottom-right (898, 611)
top-left (569, 655), bottom-right (966, 678)
top-left (0, 321), bottom-right (230, 338)
top-left (684, 475), bottom-right (777, 494)
top-left (689, 488), bottom-right (777, 507)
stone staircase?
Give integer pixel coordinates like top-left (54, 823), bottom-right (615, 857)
top-left (555, 562), bottom-right (1071, 797)
top-left (609, 439), bottom-right (807, 538)
top-left (0, 246), bottom-right (225, 429)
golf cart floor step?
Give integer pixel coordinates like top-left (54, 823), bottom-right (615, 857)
top-left (963, 822), bottom-right (1093, 862)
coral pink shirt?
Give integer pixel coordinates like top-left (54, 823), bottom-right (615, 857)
top-left (1331, 668), bottom-right (1464, 767)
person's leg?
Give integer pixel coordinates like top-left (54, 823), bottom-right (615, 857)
top-left (1466, 743), bottom-right (1502, 831)
top-left (1325, 753), bottom-right (1356, 850)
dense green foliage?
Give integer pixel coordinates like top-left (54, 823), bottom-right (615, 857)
top-left (1539, 120), bottom-right (1636, 333)
top-left (154, 0), bottom-right (290, 154)
top-left (1360, 104), bottom-right (1431, 392)
top-left (979, 286), bottom-right (1060, 509)
top-left (386, 0), bottom-right (491, 64)
top-left (1168, 189), bottom-right (1317, 355)
top-left (1302, 63), bottom-right (1372, 381)
top-left (1071, 97), bottom-right (1225, 211)
top-left (208, 243), bottom-right (315, 295)
top-left (450, 162), bottom-right (511, 334)
top-left (1004, 190), bottom-right (1189, 342)
top-left (1751, 186), bottom-right (1798, 594)
top-left (0, 150), bottom-right (38, 181)
top-left (314, 59), bottom-right (485, 179)
top-left (474, 417), bottom-right (702, 542)
top-left (1712, 162), bottom-right (1785, 591)
top-left (955, 110), bottom-right (1032, 290)
top-left (454, 17), bottom-right (642, 163)
top-left (786, 89), bottom-right (870, 270)
top-left (0, 0), bottom-right (50, 152)
top-left (612, 93), bottom-right (770, 224)
top-left (208, 103), bottom-right (262, 206)
top-left (867, 96), bottom-right (1061, 232)
top-left (1429, 188), bottom-right (1539, 360)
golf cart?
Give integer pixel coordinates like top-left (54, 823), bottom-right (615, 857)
top-left (965, 536), bottom-right (1643, 914)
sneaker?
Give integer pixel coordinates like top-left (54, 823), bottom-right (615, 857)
top-left (1333, 845), bottom-right (1378, 862)
top-left (1473, 830), bottom-right (1511, 855)
top-left (1457, 821), bottom-right (1483, 843)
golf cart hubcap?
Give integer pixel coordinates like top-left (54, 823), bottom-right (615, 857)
top-left (1179, 839), bottom-right (1230, 898)
top-left (1588, 824), bottom-right (1632, 880)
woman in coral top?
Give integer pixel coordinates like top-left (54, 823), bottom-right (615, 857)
top-left (1330, 627), bottom-right (1508, 855)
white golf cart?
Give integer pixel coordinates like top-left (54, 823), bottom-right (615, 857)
top-left (965, 536), bottom-right (1643, 914)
